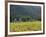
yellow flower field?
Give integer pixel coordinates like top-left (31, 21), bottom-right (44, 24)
top-left (10, 21), bottom-right (41, 32)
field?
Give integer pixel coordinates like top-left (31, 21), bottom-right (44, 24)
top-left (10, 21), bottom-right (41, 32)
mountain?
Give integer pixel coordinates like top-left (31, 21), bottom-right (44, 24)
top-left (10, 5), bottom-right (41, 19)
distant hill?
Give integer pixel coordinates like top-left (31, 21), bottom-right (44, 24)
top-left (10, 5), bottom-right (41, 19)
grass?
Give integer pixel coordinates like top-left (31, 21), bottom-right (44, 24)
top-left (10, 21), bottom-right (41, 32)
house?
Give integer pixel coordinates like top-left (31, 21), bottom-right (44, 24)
top-left (14, 18), bottom-right (22, 22)
top-left (14, 17), bottom-right (32, 22)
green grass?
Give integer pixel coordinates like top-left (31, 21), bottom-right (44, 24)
top-left (10, 21), bottom-right (41, 32)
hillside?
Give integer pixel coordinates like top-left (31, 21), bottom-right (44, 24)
top-left (10, 5), bottom-right (41, 20)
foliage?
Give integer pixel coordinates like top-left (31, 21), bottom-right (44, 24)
top-left (10, 16), bottom-right (32, 22)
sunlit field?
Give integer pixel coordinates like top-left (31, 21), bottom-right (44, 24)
top-left (10, 21), bottom-right (41, 32)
